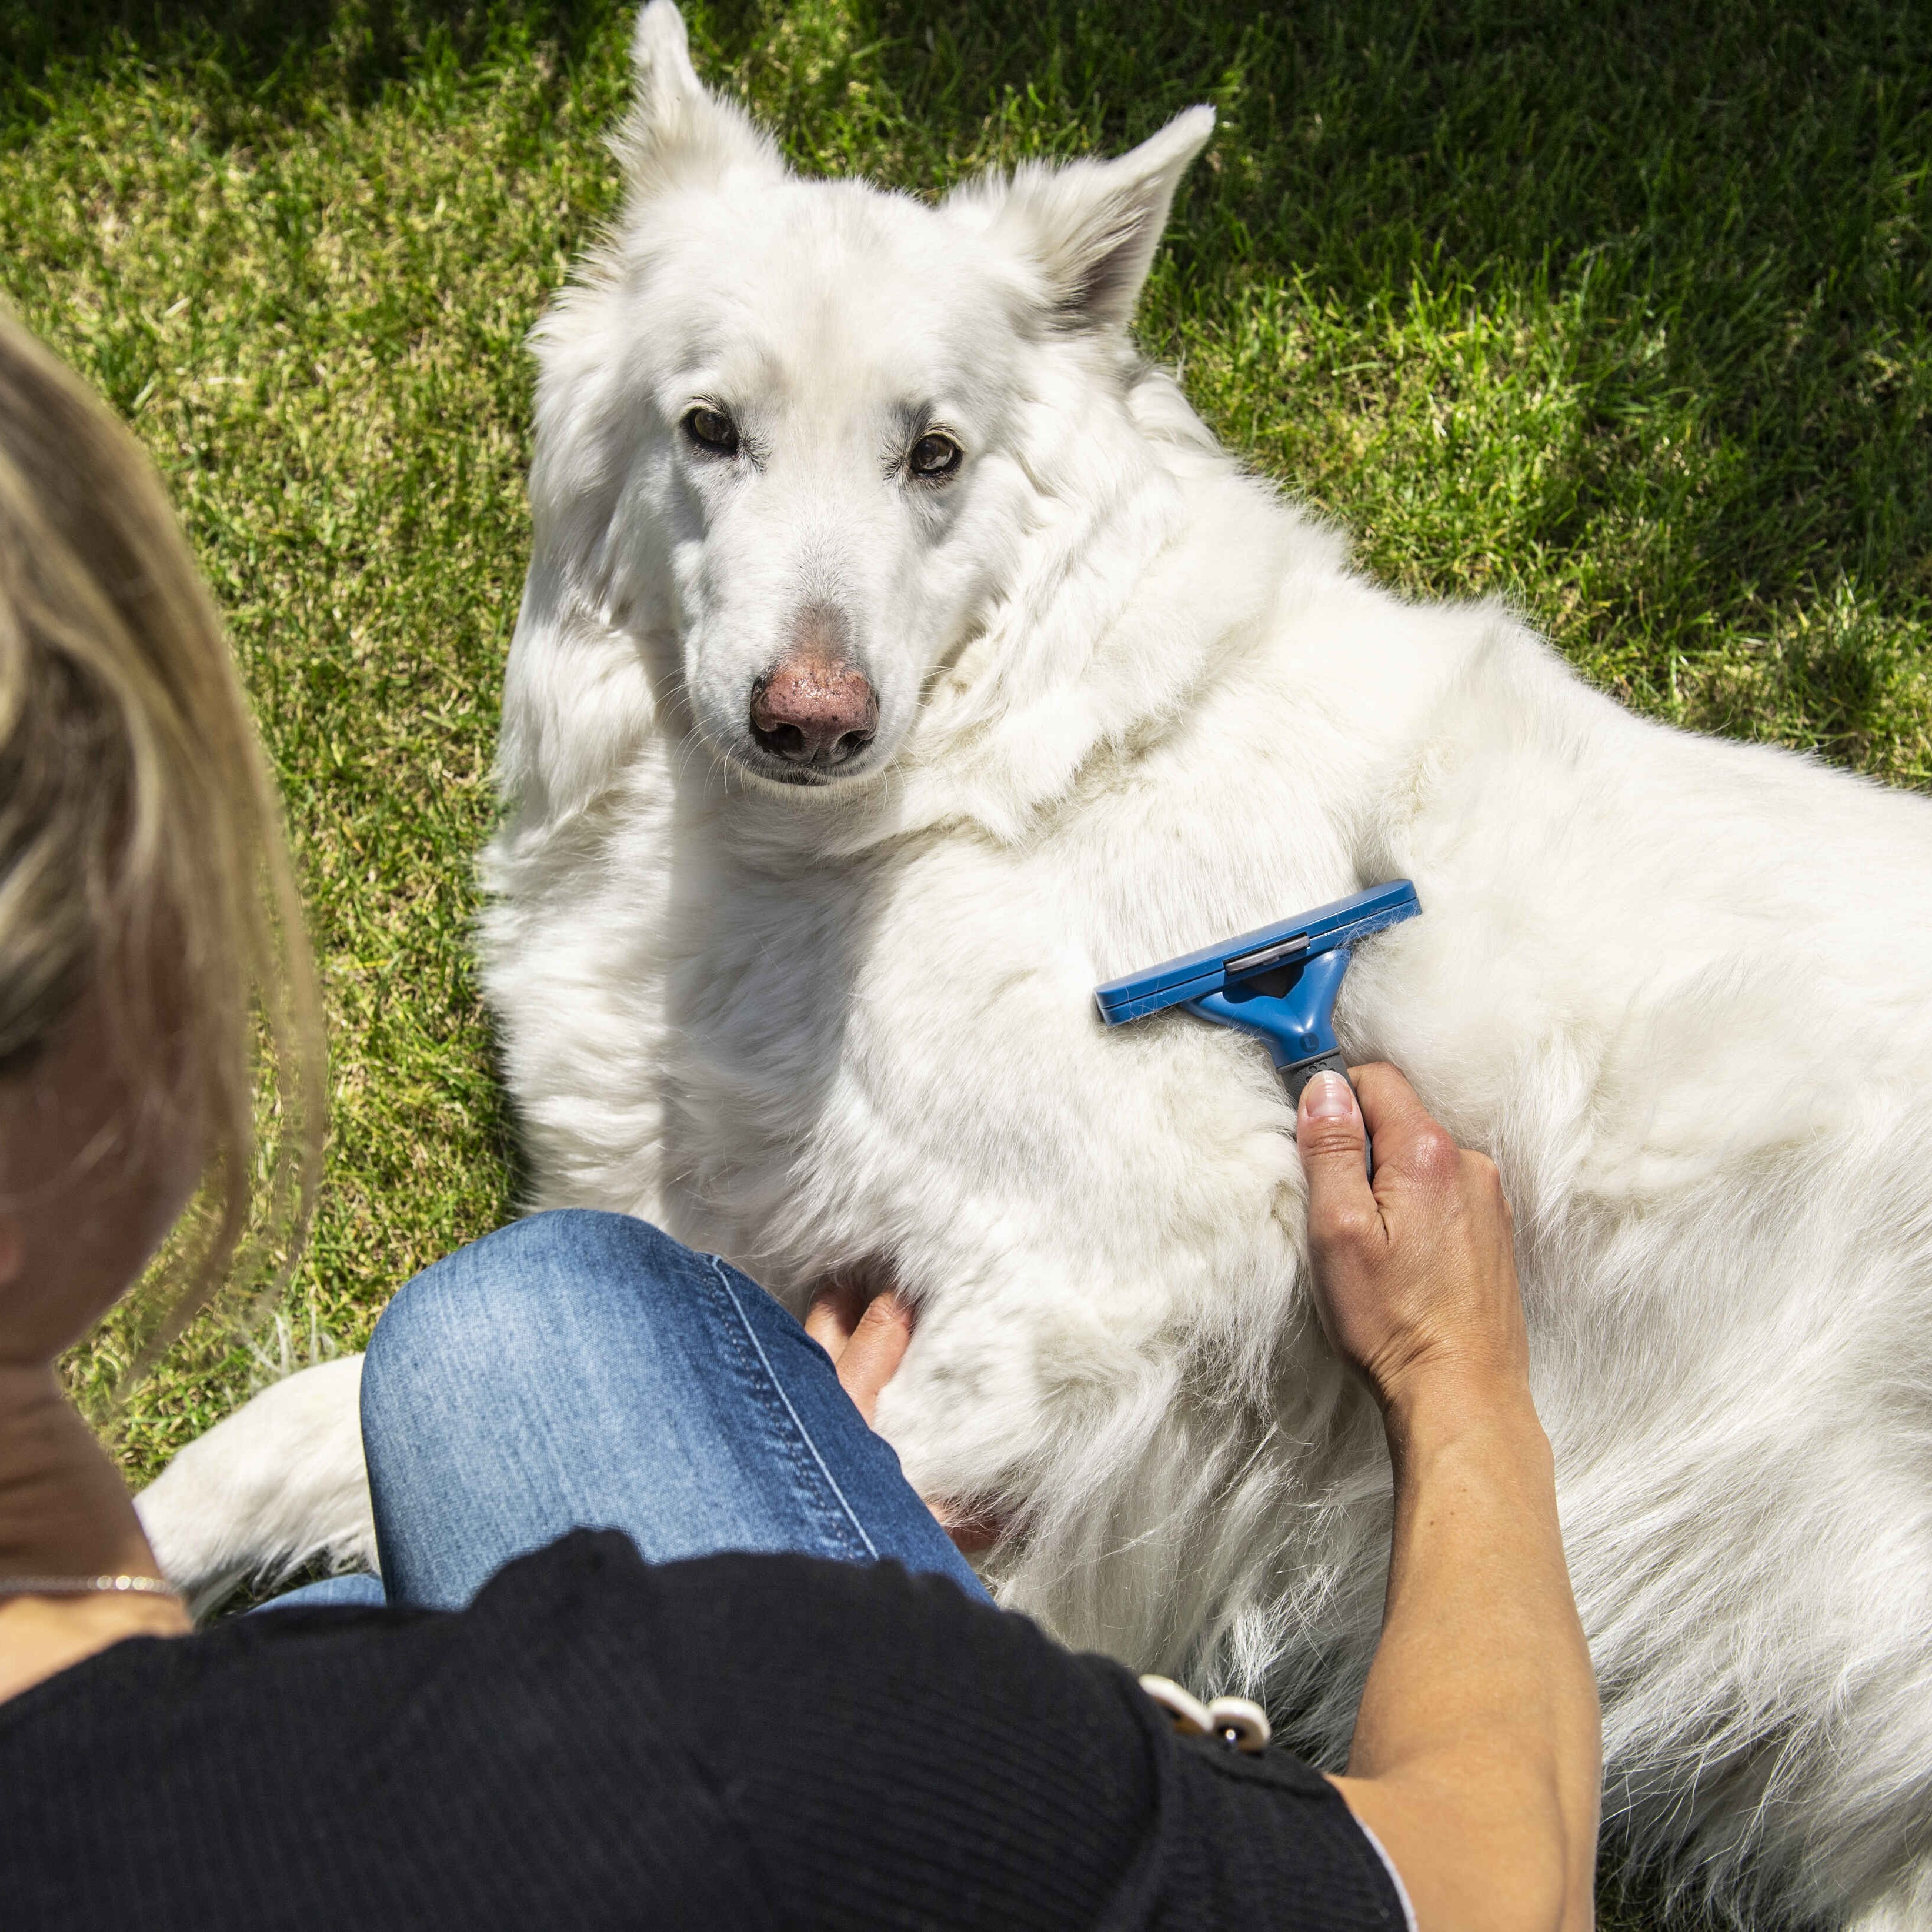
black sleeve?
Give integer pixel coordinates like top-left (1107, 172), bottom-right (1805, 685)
top-left (0, 1530), bottom-right (1407, 1931)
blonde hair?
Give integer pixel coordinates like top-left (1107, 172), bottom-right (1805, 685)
top-left (0, 313), bottom-right (323, 1366)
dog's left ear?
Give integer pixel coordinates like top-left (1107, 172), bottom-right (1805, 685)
top-left (950, 107), bottom-right (1214, 333)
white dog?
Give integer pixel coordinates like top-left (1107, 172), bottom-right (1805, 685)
top-left (141, 8), bottom-right (1932, 1923)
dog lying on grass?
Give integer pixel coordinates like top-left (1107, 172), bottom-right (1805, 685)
top-left (141, 8), bottom-right (1932, 1924)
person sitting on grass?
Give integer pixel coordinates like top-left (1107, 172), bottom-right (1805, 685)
top-left (0, 313), bottom-right (1600, 1932)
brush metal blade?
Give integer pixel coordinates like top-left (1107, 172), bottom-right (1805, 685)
top-left (1223, 933), bottom-right (1309, 978)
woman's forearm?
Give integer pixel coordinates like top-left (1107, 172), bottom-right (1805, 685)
top-left (1332, 1373), bottom-right (1600, 1932)
top-left (1290, 1063), bottom-right (1601, 1932)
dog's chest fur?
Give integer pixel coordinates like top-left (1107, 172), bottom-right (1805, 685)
top-left (650, 762), bottom-right (1335, 1480)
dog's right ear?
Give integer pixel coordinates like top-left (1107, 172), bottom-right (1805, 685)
top-left (616, 2), bottom-right (782, 199)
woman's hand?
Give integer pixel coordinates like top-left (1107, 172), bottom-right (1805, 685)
top-left (804, 1279), bottom-right (916, 1427)
top-left (805, 1280), bottom-right (1003, 1554)
top-left (1297, 1064), bottom-right (1529, 1423)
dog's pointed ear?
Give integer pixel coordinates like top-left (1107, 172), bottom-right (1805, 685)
top-left (950, 106), bottom-right (1214, 332)
top-left (617, 2), bottom-right (782, 198)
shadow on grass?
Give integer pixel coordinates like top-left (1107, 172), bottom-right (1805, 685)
top-left (0, 0), bottom-right (626, 115)
top-left (11, 0), bottom-right (1926, 662)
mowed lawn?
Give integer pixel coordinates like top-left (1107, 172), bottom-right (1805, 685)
top-left (4, 0), bottom-right (1929, 1918)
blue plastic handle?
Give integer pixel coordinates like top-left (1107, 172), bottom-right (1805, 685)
top-left (1184, 945), bottom-right (1355, 1077)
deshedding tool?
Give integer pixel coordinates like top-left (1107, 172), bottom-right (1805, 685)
top-left (1093, 880), bottom-right (1422, 1115)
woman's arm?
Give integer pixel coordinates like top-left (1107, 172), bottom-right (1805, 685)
top-left (1302, 1066), bottom-right (1600, 1932)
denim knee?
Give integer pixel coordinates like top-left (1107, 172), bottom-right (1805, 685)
top-left (362, 1210), bottom-right (706, 1432)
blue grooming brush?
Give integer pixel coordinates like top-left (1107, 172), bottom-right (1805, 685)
top-left (1094, 880), bottom-right (1421, 1153)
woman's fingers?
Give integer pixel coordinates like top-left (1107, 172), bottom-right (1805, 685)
top-left (805, 1278), bottom-right (912, 1423)
top-left (815, 1287), bottom-right (915, 1427)
top-left (807, 1280), bottom-right (1005, 1547)
top-left (804, 1277), bottom-right (867, 1359)
top-left (1297, 1061), bottom-right (1528, 1412)
top-left (1297, 1070), bottom-right (1380, 1255)
top-left (1350, 1062), bottom-right (1462, 1197)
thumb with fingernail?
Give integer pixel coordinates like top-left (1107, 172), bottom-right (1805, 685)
top-left (1297, 1066), bottom-right (1373, 1186)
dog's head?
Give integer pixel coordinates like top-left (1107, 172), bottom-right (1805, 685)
top-left (533, 2), bottom-right (1212, 791)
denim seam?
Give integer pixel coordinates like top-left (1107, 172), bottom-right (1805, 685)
top-left (706, 1290), bottom-right (860, 1561)
top-left (705, 1256), bottom-right (880, 1563)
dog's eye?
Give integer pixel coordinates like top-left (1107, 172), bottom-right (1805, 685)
top-left (909, 431), bottom-right (963, 479)
top-left (683, 406), bottom-right (739, 456)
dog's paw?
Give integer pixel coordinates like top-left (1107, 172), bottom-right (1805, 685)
top-left (136, 1353), bottom-right (375, 1616)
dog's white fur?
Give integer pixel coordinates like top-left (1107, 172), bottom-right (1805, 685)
top-left (139, 1354), bottom-right (372, 1617)
top-left (139, 8), bottom-right (1932, 1923)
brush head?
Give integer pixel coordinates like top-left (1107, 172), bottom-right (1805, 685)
top-left (1093, 880), bottom-right (1420, 1026)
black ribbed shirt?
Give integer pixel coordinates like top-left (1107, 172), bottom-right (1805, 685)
top-left (1, 1530), bottom-right (1406, 1929)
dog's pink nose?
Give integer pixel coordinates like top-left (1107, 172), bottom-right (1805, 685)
top-left (749, 653), bottom-right (879, 768)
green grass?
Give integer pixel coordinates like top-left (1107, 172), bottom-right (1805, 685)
top-left (2, 2), bottom-right (1928, 1921)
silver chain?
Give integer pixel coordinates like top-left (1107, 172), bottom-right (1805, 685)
top-left (0, 1574), bottom-right (182, 1599)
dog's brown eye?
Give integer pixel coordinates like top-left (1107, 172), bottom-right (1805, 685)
top-left (683, 406), bottom-right (739, 456)
top-left (909, 431), bottom-right (962, 478)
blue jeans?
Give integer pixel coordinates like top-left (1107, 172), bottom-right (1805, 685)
top-left (267, 1210), bottom-right (988, 1611)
